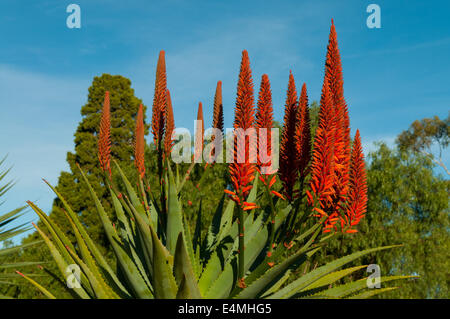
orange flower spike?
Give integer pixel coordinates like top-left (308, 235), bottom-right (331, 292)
top-left (255, 74), bottom-right (274, 173)
top-left (345, 129), bottom-right (368, 232)
top-left (212, 81), bottom-right (224, 134)
top-left (151, 50), bottom-right (167, 150)
top-left (325, 20), bottom-right (351, 212)
top-left (164, 90), bottom-right (175, 157)
top-left (134, 104), bottom-right (146, 179)
top-left (98, 91), bottom-right (111, 177)
top-left (309, 80), bottom-right (336, 220)
top-left (279, 71), bottom-right (299, 201)
top-left (295, 83), bottom-right (312, 180)
top-left (228, 50), bottom-right (256, 202)
top-left (194, 102), bottom-right (205, 162)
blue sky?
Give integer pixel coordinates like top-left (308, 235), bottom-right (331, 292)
top-left (0, 0), bottom-right (449, 240)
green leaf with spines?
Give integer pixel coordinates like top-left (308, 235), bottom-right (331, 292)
top-left (306, 276), bottom-right (415, 298)
top-left (173, 233), bottom-right (202, 298)
top-left (150, 225), bottom-right (178, 299)
top-left (269, 245), bottom-right (401, 299)
top-left (166, 163), bottom-right (185, 255)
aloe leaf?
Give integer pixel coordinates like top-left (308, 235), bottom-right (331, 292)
top-left (16, 271), bottom-right (56, 299)
top-left (109, 189), bottom-right (154, 298)
top-left (210, 198), bottom-right (235, 251)
top-left (198, 218), bottom-right (239, 295)
top-left (301, 265), bottom-right (368, 291)
top-left (173, 233), bottom-right (202, 298)
top-left (269, 245), bottom-right (401, 299)
top-left (76, 166), bottom-right (137, 297)
top-left (31, 223), bottom-right (91, 299)
top-left (43, 178), bottom-right (122, 292)
top-left (182, 213), bottom-right (199, 278)
top-left (210, 222), bottom-right (269, 298)
top-left (176, 275), bottom-right (190, 299)
top-left (166, 163), bottom-right (184, 255)
top-left (63, 210), bottom-right (131, 299)
top-left (113, 160), bottom-right (147, 220)
top-left (204, 194), bottom-right (226, 251)
top-left (150, 225), bottom-right (178, 299)
top-left (308, 276), bottom-right (415, 299)
top-left (348, 286), bottom-right (398, 299)
top-left (126, 195), bottom-right (155, 276)
top-left (235, 245), bottom-right (315, 299)
top-left (27, 201), bottom-right (77, 264)
top-left (198, 250), bottom-right (223, 295)
top-left (65, 245), bottom-right (118, 299)
top-left (204, 262), bottom-right (235, 298)
top-left (260, 269), bottom-right (292, 298)
top-left (193, 198), bottom-right (203, 255)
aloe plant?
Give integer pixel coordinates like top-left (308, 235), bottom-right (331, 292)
top-left (21, 21), bottom-right (416, 298)
top-left (22, 151), bottom-right (414, 299)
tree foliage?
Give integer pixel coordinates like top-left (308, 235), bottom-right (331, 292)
top-left (311, 142), bottom-right (449, 298)
top-left (397, 113), bottom-right (449, 175)
top-left (16, 74), bottom-right (150, 298)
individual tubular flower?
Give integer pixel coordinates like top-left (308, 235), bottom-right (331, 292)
top-left (164, 90), bottom-right (175, 158)
top-left (342, 129), bottom-right (367, 233)
top-left (228, 50), bottom-right (256, 202)
top-left (279, 71), bottom-right (299, 201)
top-left (306, 81), bottom-right (336, 231)
top-left (295, 83), bottom-right (311, 181)
top-left (151, 50), bottom-right (167, 152)
top-left (325, 19), bottom-right (351, 214)
top-left (134, 103), bottom-right (146, 179)
top-left (98, 91), bottom-right (111, 177)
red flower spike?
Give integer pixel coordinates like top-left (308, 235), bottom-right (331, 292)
top-left (279, 71), bottom-right (299, 201)
top-left (325, 20), bottom-right (351, 214)
top-left (212, 81), bottom-right (224, 134)
top-left (194, 102), bottom-right (205, 162)
top-left (151, 50), bottom-right (167, 151)
top-left (164, 90), bottom-right (175, 158)
top-left (228, 50), bottom-right (256, 203)
top-left (344, 130), bottom-right (367, 232)
top-left (309, 81), bottom-right (336, 228)
top-left (207, 81), bottom-right (224, 162)
top-left (295, 83), bottom-right (312, 180)
top-left (98, 91), bottom-right (111, 177)
top-left (256, 74), bottom-right (274, 175)
top-left (134, 104), bottom-right (146, 179)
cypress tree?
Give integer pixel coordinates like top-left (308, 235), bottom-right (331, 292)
top-left (43, 74), bottom-right (148, 252)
